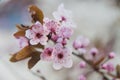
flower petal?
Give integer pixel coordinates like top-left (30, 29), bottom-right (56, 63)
top-left (32, 21), bottom-right (43, 33)
top-left (53, 63), bottom-right (62, 70)
top-left (39, 36), bottom-right (48, 45)
top-left (25, 29), bottom-right (35, 39)
top-left (63, 59), bottom-right (73, 68)
top-left (30, 38), bottom-right (40, 45)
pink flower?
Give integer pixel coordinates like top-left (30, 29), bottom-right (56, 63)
top-left (57, 38), bottom-right (67, 45)
top-left (102, 63), bottom-right (114, 72)
top-left (108, 52), bottom-right (115, 59)
top-left (89, 47), bottom-right (98, 56)
top-left (25, 21), bottom-right (49, 45)
top-left (73, 36), bottom-right (90, 50)
top-left (51, 33), bottom-right (59, 42)
top-left (43, 18), bottom-right (59, 33)
top-left (17, 37), bottom-right (29, 48)
top-left (78, 75), bottom-right (86, 80)
top-left (41, 47), bottom-right (53, 61)
top-left (53, 4), bottom-right (76, 28)
top-left (79, 61), bottom-right (86, 68)
top-left (52, 43), bottom-right (73, 70)
top-left (57, 27), bottom-right (73, 39)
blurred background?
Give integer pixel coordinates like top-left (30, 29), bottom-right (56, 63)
top-left (0, 0), bottom-right (120, 80)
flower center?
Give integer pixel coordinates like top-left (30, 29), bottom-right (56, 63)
top-left (36, 33), bottom-right (42, 38)
top-left (47, 50), bottom-right (52, 56)
top-left (57, 53), bottom-right (64, 59)
top-left (61, 16), bottom-right (66, 21)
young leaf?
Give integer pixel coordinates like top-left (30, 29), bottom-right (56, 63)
top-left (14, 30), bottom-right (26, 38)
top-left (10, 46), bottom-right (35, 62)
top-left (28, 51), bottom-right (41, 69)
top-left (16, 24), bottom-right (29, 31)
top-left (10, 54), bottom-right (18, 62)
top-left (29, 5), bottom-right (44, 24)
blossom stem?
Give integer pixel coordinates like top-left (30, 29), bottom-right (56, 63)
top-left (30, 70), bottom-right (46, 80)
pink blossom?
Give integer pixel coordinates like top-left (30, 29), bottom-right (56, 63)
top-left (102, 63), bottom-right (107, 69)
top-left (17, 37), bottom-right (29, 48)
top-left (78, 75), bottom-right (86, 80)
top-left (108, 52), bottom-right (115, 59)
top-left (41, 47), bottom-right (53, 61)
top-left (25, 21), bottom-right (49, 45)
top-left (89, 47), bottom-right (98, 56)
top-left (43, 18), bottom-right (59, 33)
top-left (51, 33), bottom-right (59, 42)
top-left (79, 61), bottom-right (86, 68)
top-left (102, 63), bottom-right (115, 72)
top-left (73, 36), bottom-right (90, 50)
top-left (57, 27), bottom-right (73, 39)
top-left (57, 38), bottom-right (67, 45)
top-left (52, 43), bottom-right (73, 70)
top-left (53, 4), bottom-right (76, 28)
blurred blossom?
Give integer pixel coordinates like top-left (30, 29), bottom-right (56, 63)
top-left (102, 63), bottom-right (115, 72)
top-left (53, 3), bottom-right (76, 28)
top-left (89, 47), bottom-right (99, 56)
top-left (108, 52), bottom-right (116, 59)
top-left (78, 75), bottom-right (86, 80)
top-left (79, 61), bottom-right (86, 68)
top-left (73, 36), bottom-right (90, 49)
top-left (17, 37), bottom-right (29, 48)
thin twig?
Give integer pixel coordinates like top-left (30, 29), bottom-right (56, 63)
top-left (30, 70), bottom-right (46, 80)
top-left (72, 52), bottom-right (110, 80)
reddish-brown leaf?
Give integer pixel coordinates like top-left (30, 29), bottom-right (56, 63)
top-left (16, 24), bottom-right (29, 31)
top-left (28, 52), bottom-right (41, 69)
top-left (14, 30), bottom-right (25, 38)
top-left (10, 46), bottom-right (35, 62)
top-left (10, 54), bottom-right (18, 62)
top-left (28, 5), bottom-right (44, 24)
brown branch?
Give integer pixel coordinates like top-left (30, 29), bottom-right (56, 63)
top-left (72, 52), bottom-right (110, 80)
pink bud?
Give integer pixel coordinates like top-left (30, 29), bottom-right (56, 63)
top-left (79, 61), bottom-right (86, 68)
top-left (109, 52), bottom-right (115, 59)
top-left (89, 47), bottom-right (98, 56)
top-left (102, 64), bottom-right (107, 69)
top-left (78, 75), bottom-right (86, 80)
top-left (102, 63), bottom-right (114, 72)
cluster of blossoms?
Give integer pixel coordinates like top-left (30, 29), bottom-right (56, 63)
top-left (17, 4), bottom-right (74, 70)
top-left (10, 4), bottom-right (120, 80)
top-left (73, 36), bottom-right (116, 80)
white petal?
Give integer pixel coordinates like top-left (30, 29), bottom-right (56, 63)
top-left (25, 29), bottom-right (35, 39)
top-left (53, 63), bottom-right (62, 70)
top-left (39, 36), bottom-right (48, 45)
top-left (63, 59), bottom-right (73, 68)
top-left (30, 38), bottom-right (40, 45)
top-left (32, 22), bottom-right (43, 33)
top-left (53, 12), bottom-right (61, 21)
